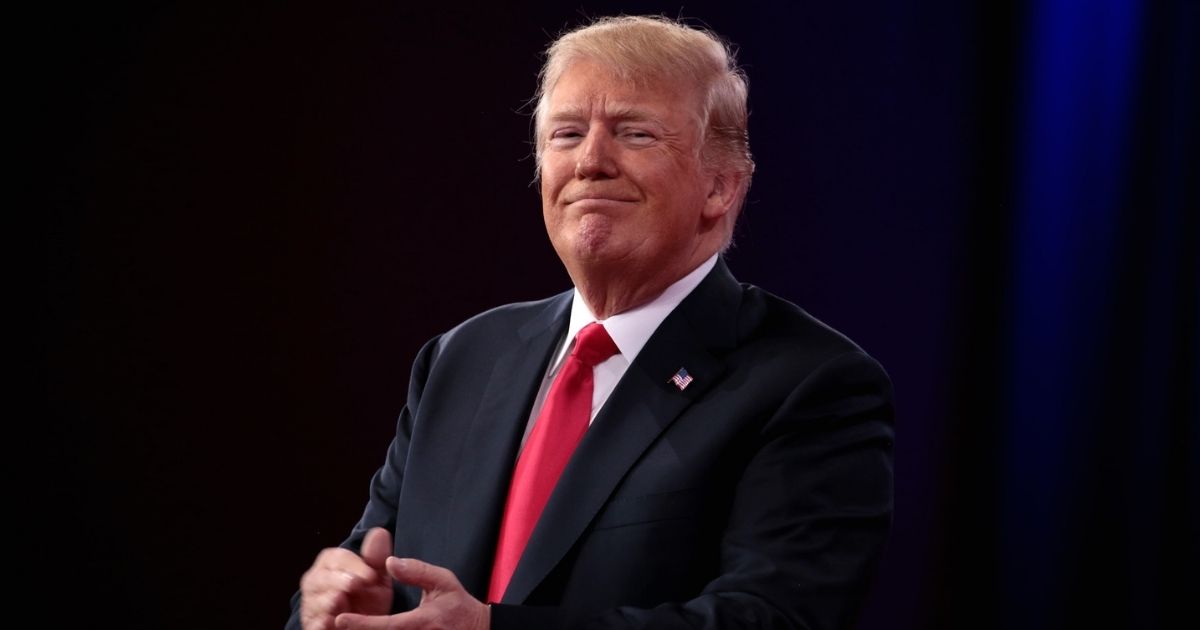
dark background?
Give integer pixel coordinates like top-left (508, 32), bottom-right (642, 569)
top-left (44, 1), bottom-right (1196, 628)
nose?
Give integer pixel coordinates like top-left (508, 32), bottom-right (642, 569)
top-left (574, 128), bottom-right (619, 179)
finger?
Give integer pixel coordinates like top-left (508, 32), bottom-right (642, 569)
top-left (301, 588), bottom-right (345, 630)
top-left (385, 557), bottom-right (461, 593)
top-left (360, 527), bottom-right (393, 574)
top-left (309, 547), bottom-right (378, 583)
top-left (334, 612), bottom-right (387, 629)
top-left (303, 617), bottom-right (335, 630)
top-left (302, 564), bottom-right (370, 598)
top-left (300, 604), bottom-right (334, 630)
top-left (336, 610), bottom-right (421, 629)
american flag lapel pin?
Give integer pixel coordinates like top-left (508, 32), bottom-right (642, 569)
top-left (669, 367), bottom-right (694, 391)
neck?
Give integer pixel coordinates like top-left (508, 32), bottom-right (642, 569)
top-left (572, 249), bottom-right (715, 319)
top-left (576, 278), bottom-right (671, 320)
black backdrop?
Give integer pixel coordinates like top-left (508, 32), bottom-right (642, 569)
top-left (44, 2), bottom-right (1196, 628)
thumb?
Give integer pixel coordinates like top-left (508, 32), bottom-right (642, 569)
top-left (359, 527), bottom-right (393, 574)
top-left (386, 557), bottom-right (460, 593)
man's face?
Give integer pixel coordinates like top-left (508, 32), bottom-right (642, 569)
top-left (540, 59), bottom-right (730, 291)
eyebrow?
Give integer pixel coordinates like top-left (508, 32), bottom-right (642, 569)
top-left (546, 104), bottom-right (661, 124)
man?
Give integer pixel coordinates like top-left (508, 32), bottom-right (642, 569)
top-left (289, 15), bottom-right (893, 630)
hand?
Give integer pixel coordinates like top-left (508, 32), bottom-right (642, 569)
top-left (299, 527), bottom-right (395, 630)
top-left (335, 558), bottom-right (490, 630)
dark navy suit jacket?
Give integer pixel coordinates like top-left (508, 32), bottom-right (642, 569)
top-left (288, 258), bottom-right (894, 629)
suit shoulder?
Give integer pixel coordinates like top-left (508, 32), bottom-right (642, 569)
top-left (735, 283), bottom-right (882, 369)
top-left (432, 291), bottom-right (570, 350)
top-left (722, 284), bottom-right (895, 416)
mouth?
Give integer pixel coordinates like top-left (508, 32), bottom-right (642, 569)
top-left (565, 198), bottom-right (637, 214)
top-left (565, 193), bottom-right (639, 206)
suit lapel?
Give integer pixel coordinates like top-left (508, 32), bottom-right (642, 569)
top-left (440, 292), bottom-right (572, 599)
top-left (502, 259), bottom-right (743, 603)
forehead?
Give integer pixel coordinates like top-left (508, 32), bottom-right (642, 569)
top-left (546, 59), bottom-right (702, 123)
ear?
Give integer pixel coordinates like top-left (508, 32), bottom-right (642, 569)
top-left (702, 168), bottom-right (744, 222)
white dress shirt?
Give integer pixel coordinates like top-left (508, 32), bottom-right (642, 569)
top-left (519, 254), bottom-right (719, 446)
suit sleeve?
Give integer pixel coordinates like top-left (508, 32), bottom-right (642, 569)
top-left (491, 350), bottom-right (895, 630)
top-left (285, 336), bottom-right (442, 629)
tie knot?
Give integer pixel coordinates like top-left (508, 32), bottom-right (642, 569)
top-left (571, 322), bottom-right (618, 367)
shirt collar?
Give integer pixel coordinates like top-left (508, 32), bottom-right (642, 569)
top-left (566, 253), bottom-right (719, 364)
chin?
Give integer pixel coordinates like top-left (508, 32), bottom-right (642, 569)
top-left (557, 237), bottom-right (628, 277)
top-left (572, 215), bottom-right (617, 256)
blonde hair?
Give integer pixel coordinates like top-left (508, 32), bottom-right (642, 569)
top-left (533, 16), bottom-right (754, 193)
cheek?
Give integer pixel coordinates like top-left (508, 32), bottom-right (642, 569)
top-left (541, 155), bottom-right (574, 190)
top-left (540, 169), bottom-right (562, 215)
top-left (541, 177), bottom-right (569, 232)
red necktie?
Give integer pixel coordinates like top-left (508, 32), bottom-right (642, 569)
top-left (488, 322), bottom-right (618, 603)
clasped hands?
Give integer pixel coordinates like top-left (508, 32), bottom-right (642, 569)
top-left (300, 527), bottom-right (490, 630)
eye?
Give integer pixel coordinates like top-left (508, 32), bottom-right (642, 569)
top-left (619, 128), bottom-right (656, 145)
top-left (548, 127), bottom-right (585, 146)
